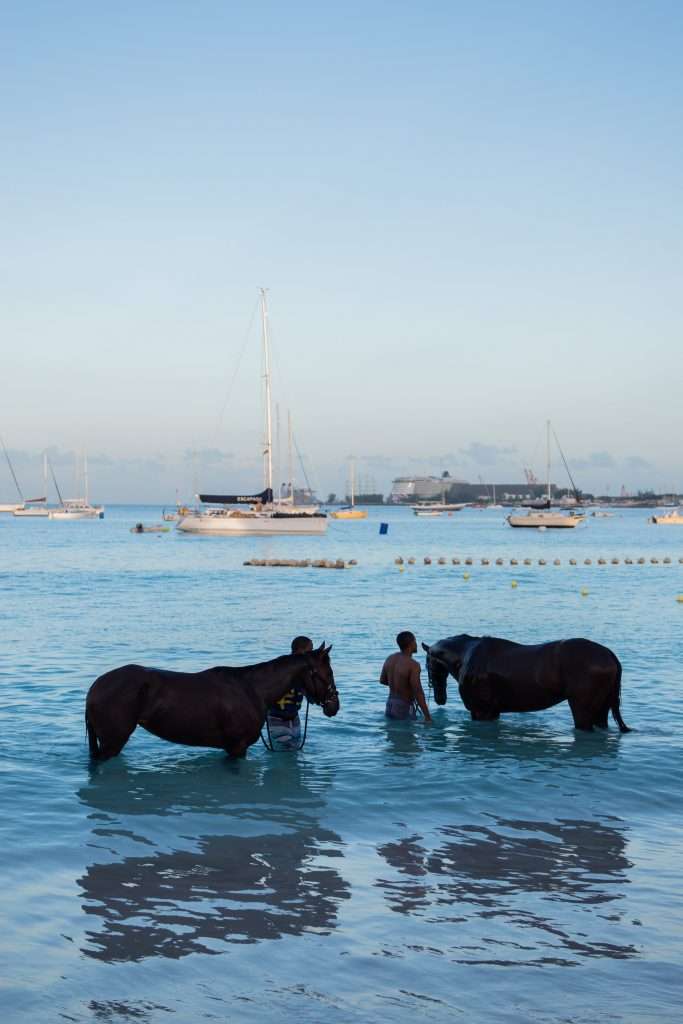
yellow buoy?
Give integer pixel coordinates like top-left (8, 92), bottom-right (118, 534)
top-left (511, 580), bottom-right (518, 588)
top-left (676, 594), bottom-right (683, 603)
top-left (463, 572), bottom-right (470, 580)
top-left (581, 587), bottom-right (589, 597)
top-left (399, 565), bottom-right (404, 572)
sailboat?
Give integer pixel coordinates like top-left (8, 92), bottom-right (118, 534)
top-left (411, 482), bottom-right (465, 516)
top-left (177, 290), bottom-right (327, 536)
top-left (14, 452), bottom-right (50, 517)
top-left (330, 458), bottom-right (367, 520)
top-left (507, 422), bottom-right (585, 529)
top-left (48, 453), bottom-right (104, 520)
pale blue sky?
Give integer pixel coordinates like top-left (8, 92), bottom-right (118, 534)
top-left (2, 1), bottom-right (682, 500)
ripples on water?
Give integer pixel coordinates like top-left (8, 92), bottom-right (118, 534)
top-left (0, 507), bottom-right (682, 1022)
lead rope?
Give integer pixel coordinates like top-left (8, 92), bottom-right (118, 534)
top-left (260, 698), bottom-right (311, 753)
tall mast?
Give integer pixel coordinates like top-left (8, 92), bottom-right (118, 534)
top-left (84, 451), bottom-right (89, 505)
top-left (288, 409), bottom-right (294, 504)
top-left (546, 419), bottom-right (551, 504)
top-left (260, 288), bottom-right (273, 498)
top-left (350, 457), bottom-right (355, 507)
top-left (43, 451), bottom-right (48, 500)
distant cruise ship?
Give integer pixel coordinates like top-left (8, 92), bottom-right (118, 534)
top-left (389, 474), bottom-right (464, 503)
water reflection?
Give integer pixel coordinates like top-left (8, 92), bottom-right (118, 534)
top-left (77, 756), bottom-right (349, 961)
top-left (376, 817), bottom-right (638, 965)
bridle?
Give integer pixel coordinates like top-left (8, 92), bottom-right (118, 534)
top-left (307, 662), bottom-right (339, 712)
top-left (425, 650), bottom-right (450, 698)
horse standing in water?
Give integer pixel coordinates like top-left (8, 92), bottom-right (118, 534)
top-left (85, 644), bottom-right (339, 760)
top-left (422, 634), bottom-right (630, 733)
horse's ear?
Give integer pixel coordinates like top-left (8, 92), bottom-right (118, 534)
top-left (316, 641), bottom-right (326, 655)
top-left (421, 642), bottom-right (430, 652)
top-left (324, 644), bottom-right (333, 655)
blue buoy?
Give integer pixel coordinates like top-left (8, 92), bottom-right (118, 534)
top-left (379, 522), bottom-right (389, 535)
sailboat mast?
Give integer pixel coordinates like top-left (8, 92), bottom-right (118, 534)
top-left (260, 288), bottom-right (273, 498)
top-left (546, 420), bottom-right (551, 504)
top-left (84, 451), bottom-right (89, 505)
top-left (288, 410), bottom-right (294, 504)
top-left (350, 457), bottom-right (355, 507)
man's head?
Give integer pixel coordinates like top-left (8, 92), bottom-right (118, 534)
top-left (291, 635), bottom-right (314, 654)
top-left (396, 630), bottom-right (417, 655)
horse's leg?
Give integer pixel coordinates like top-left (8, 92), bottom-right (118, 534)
top-left (226, 738), bottom-right (249, 759)
top-left (97, 725), bottom-right (137, 761)
top-left (86, 681), bottom-right (142, 761)
top-left (567, 696), bottom-right (594, 732)
top-left (593, 697), bottom-right (611, 729)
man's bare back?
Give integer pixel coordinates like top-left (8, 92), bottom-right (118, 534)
top-left (380, 632), bottom-right (432, 722)
top-left (380, 652), bottom-right (421, 702)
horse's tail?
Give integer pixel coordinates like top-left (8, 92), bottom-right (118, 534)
top-left (85, 710), bottom-right (101, 757)
top-left (610, 657), bottom-right (631, 733)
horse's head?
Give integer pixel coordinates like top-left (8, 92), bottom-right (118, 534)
top-left (301, 643), bottom-right (339, 717)
top-left (422, 642), bottom-right (450, 705)
top-left (422, 635), bottom-right (476, 705)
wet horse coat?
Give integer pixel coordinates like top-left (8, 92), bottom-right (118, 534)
top-left (423, 634), bottom-right (630, 732)
top-left (85, 646), bottom-right (339, 760)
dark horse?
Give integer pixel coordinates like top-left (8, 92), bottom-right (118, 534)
top-left (85, 643), bottom-right (339, 760)
top-left (422, 634), bottom-right (630, 733)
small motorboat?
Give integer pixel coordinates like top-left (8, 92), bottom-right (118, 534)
top-left (649, 508), bottom-right (683, 525)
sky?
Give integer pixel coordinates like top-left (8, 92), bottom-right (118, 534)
top-left (1, 1), bottom-right (682, 501)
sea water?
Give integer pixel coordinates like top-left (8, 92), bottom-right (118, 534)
top-left (0, 506), bottom-right (681, 1023)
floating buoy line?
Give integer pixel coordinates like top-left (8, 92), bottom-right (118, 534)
top-left (244, 558), bottom-right (357, 569)
top-left (393, 555), bottom-right (682, 567)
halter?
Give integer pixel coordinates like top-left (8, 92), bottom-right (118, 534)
top-left (425, 650), bottom-right (449, 698)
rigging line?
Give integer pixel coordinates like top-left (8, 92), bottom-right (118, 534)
top-left (47, 456), bottom-right (64, 506)
top-left (292, 434), bottom-right (315, 496)
top-left (0, 435), bottom-right (24, 502)
top-left (551, 425), bottom-right (581, 502)
top-left (211, 295), bottom-right (261, 445)
top-left (267, 325), bottom-right (321, 497)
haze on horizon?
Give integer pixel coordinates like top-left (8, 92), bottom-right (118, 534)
top-left (2, 1), bottom-right (681, 503)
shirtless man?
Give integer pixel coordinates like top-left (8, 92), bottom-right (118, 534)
top-left (380, 631), bottom-right (432, 722)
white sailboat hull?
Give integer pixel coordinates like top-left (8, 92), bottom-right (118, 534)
top-left (507, 512), bottom-right (585, 528)
top-left (49, 504), bottom-right (104, 520)
top-left (0, 503), bottom-right (22, 513)
top-left (177, 511), bottom-right (328, 535)
top-left (13, 507), bottom-right (50, 518)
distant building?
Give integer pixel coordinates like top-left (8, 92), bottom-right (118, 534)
top-left (445, 481), bottom-right (553, 503)
top-left (389, 474), bottom-right (553, 504)
top-left (389, 473), bottom-right (464, 503)
top-left (349, 492), bottom-right (384, 505)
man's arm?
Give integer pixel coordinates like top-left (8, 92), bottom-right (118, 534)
top-left (380, 660), bottom-right (389, 686)
top-left (410, 664), bottom-right (432, 722)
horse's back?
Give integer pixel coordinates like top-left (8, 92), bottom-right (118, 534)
top-left (558, 638), bottom-right (620, 676)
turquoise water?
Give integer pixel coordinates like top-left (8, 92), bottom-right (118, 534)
top-left (1, 506), bottom-right (682, 1023)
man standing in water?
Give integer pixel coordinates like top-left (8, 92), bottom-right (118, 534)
top-left (380, 631), bottom-right (432, 722)
top-left (266, 635), bottom-right (312, 749)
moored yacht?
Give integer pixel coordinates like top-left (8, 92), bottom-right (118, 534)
top-left (507, 422), bottom-right (585, 529)
top-left (177, 289), bottom-right (327, 537)
top-left (649, 507), bottom-right (683, 525)
top-left (47, 453), bottom-right (104, 520)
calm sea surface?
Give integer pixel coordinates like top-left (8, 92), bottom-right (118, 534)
top-left (1, 506), bottom-right (682, 1023)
